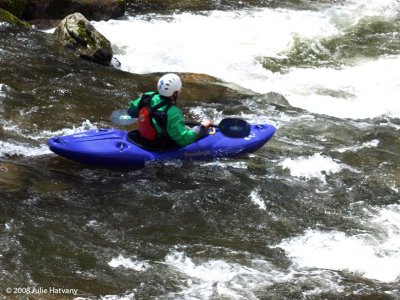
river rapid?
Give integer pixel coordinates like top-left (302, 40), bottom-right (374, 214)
top-left (1, 0), bottom-right (400, 299)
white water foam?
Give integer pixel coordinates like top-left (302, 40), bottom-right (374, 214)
top-left (250, 190), bottom-right (267, 210)
top-left (108, 254), bottom-right (149, 272)
top-left (278, 204), bottom-right (400, 283)
top-left (93, 8), bottom-right (337, 93)
top-left (163, 247), bottom-right (357, 299)
top-left (164, 249), bottom-right (275, 299)
top-left (336, 139), bottom-right (379, 153)
top-left (92, 219), bottom-right (400, 300)
top-left (0, 141), bottom-right (51, 157)
top-left (0, 120), bottom-right (98, 158)
top-left (92, 0), bottom-right (400, 119)
top-left (269, 57), bottom-right (400, 119)
top-left (30, 120), bottom-right (98, 140)
top-left (342, 0), bottom-right (400, 21)
top-left (95, 8), bottom-right (337, 76)
top-left (280, 153), bottom-right (342, 181)
top-left (100, 294), bottom-right (136, 300)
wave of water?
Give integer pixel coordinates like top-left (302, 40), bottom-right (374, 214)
top-left (0, 119), bottom-right (98, 158)
top-left (102, 201), bottom-right (400, 299)
top-left (278, 204), bottom-right (400, 283)
top-left (93, 0), bottom-right (400, 119)
top-left (280, 153), bottom-right (344, 182)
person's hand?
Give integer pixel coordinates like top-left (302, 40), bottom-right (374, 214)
top-left (201, 119), bottom-right (213, 129)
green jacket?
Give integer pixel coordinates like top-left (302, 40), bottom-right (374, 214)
top-left (128, 92), bottom-right (198, 146)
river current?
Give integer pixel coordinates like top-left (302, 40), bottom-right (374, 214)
top-left (1, 0), bottom-right (400, 299)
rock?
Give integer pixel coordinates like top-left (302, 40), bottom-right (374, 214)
top-left (54, 12), bottom-right (113, 66)
top-left (0, 0), bottom-right (27, 18)
top-left (168, 73), bottom-right (257, 107)
top-left (0, 8), bottom-right (31, 27)
top-left (23, 0), bottom-right (126, 21)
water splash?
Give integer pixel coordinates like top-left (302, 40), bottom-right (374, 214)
top-left (280, 153), bottom-right (343, 182)
top-left (278, 204), bottom-right (400, 283)
top-left (93, 1), bottom-right (400, 119)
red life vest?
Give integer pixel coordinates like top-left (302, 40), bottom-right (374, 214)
top-left (138, 105), bottom-right (157, 141)
top-left (137, 93), bottom-right (171, 142)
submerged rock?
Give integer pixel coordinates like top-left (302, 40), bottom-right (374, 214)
top-left (54, 12), bottom-right (113, 66)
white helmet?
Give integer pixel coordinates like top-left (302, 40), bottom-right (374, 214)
top-left (157, 73), bottom-right (182, 97)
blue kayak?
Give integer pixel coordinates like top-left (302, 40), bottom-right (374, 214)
top-left (47, 124), bottom-right (276, 168)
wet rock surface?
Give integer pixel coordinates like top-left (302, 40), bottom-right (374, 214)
top-left (54, 13), bottom-right (113, 66)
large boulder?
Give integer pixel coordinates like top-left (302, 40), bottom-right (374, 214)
top-left (23, 0), bottom-right (125, 21)
top-left (54, 12), bottom-right (113, 66)
top-left (0, 0), bottom-right (27, 18)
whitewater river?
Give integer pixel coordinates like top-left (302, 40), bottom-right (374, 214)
top-left (1, 0), bottom-right (400, 299)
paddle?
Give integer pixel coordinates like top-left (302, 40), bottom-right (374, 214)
top-left (185, 118), bottom-right (251, 138)
top-left (109, 109), bottom-right (137, 126)
top-left (110, 110), bottom-right (251, 138)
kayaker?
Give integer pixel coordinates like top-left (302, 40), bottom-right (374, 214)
top-left (127, 73), bottom-right (213, 148)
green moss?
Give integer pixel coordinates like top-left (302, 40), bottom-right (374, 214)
top-left (76, 20), bottom-right (96, 48)
top-left (0, 8), bottom-right (31, 27)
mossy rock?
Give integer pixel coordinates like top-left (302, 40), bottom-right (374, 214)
top-left (54, 13), bottom-right (113, 65)
top-left (0, 8), bottom-right (31, 27)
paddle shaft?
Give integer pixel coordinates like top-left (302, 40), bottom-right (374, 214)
top-left (110, 110), bottom-right (250, 138)
top-left (186, 118), bottom-right (250, 138)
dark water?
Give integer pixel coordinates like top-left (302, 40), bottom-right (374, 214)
top-left (1, 1), bottom-right (400, 299)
